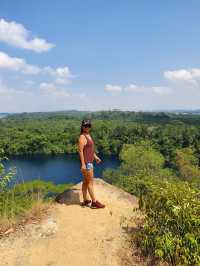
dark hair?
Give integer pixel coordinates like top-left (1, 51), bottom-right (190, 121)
top-left (80, 119), bottom-right (91, 134)
top-left (80, 125), bottom-right (84, 134)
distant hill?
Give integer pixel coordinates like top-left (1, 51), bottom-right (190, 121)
top-left (3, 109), bottom-right (200, 125)
top-left (0, 113), bottom-right (11, 119)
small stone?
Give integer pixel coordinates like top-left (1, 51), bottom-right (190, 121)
top-left (4, 228), bottom-right (14, 235)
top-left (105, 237), bottom-right (113, 241)
top-left (40, 218), bottom-right (58, 237)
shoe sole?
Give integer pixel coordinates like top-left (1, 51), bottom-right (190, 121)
top-left (80, 203), bottom-right (91, 207)
top-left (90, 206), bottom-right (105, 209)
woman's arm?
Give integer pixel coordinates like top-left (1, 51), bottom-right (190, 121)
top-left (94, 152), bottom-right (102, 164)
top-left (78, 135), bottom-right (87, 169)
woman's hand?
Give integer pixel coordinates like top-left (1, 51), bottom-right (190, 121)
top-left (81, 164), bottom-right (86, 171)
top-left (95, 156), bottom-right (102, 164)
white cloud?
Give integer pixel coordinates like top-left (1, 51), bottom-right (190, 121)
top-left (104, 84), bottom-right (122, 93)
top-left (0, 79), bottom-right (87, 112)
top-left (0, 51), bottom-right (73, 86)
top-left (105, 83), bottom-right (172, 95)
top-left (39, 82), bottom-right (86, 99)
top-left (151, 86), bottom-right (172, 95)
top-left (0, 18), bottom-right (54, 53)
top-left (39, 82), bottom-right (70, 98)
top-left (0, 51), bottom-right (41, 74)
top-left (44, 66), bottom-right (72, 84)
top-left (124, 84), bottom-right (142, 92)
top-left (164, 69), bottom-right (200, 86)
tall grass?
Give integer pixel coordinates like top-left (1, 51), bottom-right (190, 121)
top-left (0, 150), bottom-right (72, 233)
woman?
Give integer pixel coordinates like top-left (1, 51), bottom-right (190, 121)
top-left (78, 119), bottom-right (105, 208)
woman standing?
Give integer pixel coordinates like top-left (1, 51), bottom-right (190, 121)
top-left (78, 119), bottom-right (105, 208)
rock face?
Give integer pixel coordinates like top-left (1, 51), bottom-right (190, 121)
top-left (0, 178), bottom-right (144, 266)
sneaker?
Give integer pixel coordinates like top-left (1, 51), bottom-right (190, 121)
top-left (80, 199), bottom-right (91, 207)
top-left (91, 200), bottom-right (105, 209)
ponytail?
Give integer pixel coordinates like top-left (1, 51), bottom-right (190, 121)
top-left (80, 125), bottom-right (84, 135)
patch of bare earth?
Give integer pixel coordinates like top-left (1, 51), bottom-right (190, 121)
top-left (0, 178), bottom-right (148, 266)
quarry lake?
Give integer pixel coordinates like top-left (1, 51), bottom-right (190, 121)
top-left (3, 154), bottom-right (120, 185)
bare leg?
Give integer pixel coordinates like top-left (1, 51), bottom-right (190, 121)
top-left (82, 178), bottom-right (90, 201)
top-left (86, 168), bottom-right (96, 202)
top-left (81, 169), bottom-right (92, 201)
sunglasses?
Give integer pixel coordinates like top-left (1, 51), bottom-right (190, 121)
top-left (83, 124), bottom-right (91, 128)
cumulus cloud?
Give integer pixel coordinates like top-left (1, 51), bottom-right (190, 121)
top-left (0, 51), bottom-right (41, 74)
top-left (164, 69), bottom-right (200, 86)
top-left (39, 82), bottom-right (86, 99)
top-left (39, 82), bottom-right (70, 98)
top-left (124, 84), bottom-right (142, 92)
top-left (0, 18), bottom-right (54, 53)
top-left (0, 51), bottom-right (73, 86)
top-left (0, 79), bottom-right (87, 112)
top-left (104, 84), bottom-right (122, 93)
top-left (44, 66), bottom-right (72, 84)
top-left (105, 83), bottom-right (172, 95)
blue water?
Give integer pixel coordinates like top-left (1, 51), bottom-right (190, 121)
top-left (3, 154), bottom-right (120, 185)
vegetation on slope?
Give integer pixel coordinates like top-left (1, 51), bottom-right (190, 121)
top-left (103, 141), bottom-right (200, 266)
top-left (0, 150), bottom-right (72, 234)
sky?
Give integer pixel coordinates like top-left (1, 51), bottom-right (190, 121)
top-left (0, 0), bottom-right (200, 112)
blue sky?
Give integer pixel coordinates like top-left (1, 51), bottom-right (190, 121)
top-left (0, 0), bottom-right (200, 112)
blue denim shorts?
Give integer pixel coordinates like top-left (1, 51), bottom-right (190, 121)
top-left (85, 162), bottom-right (93, 170)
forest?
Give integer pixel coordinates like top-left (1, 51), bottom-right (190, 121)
top-left (1, 110), bottom-right (200, 169)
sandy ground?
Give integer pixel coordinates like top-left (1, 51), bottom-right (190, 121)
top-left (0, 178), bottom-right (144, 266)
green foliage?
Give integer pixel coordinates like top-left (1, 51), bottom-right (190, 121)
top-left (0, 179), bottom-right (72, 220)
top-left (103, 142), bottom-right (200, 265)
top-left (138, 180), bottom-right (200, 266)
top-left (2, 111), bottom-right (200, 167)
top-left (0, 151), bottom-right (72, 221)
top-left (175, 148), bottom-right (200, 182)
top-left (0, 149), bottom-right (16, 191)
top-left (119, 140), bottom-right (165, 176)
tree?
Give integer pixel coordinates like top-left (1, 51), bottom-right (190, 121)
top-left (175, 148), bottom-right (200, 182)
top-left (119, 140), bottom-right (165, 176)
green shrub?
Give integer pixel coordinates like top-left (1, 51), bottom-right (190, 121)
top-left (137, 180), bottom-right (200, 266)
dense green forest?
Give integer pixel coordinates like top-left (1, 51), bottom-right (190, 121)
top-left (1, 110), bottom-right (200, 169)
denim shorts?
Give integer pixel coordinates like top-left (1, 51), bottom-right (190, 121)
top-left (85, 162), bottom-right (93, 170)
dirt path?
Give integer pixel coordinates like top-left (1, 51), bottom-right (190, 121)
top-left (0, 179), bottom-right (144, 266)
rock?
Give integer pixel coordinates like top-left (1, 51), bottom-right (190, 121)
top-left (4, 228), bottom-right (14, 235)
top-left (40, 218), bottom-right (58, 237)
top-left (55, 188), bottom-right (80, 205)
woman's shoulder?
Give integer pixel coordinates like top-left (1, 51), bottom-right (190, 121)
top-left (80, 133), bottom-right (93, 142)
top-left (79, 134), bottom-right (86, 139)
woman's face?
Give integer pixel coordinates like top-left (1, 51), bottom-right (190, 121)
top-left (83, 125), bottom-right (91, 133)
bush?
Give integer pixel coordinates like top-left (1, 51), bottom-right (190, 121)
top-left (119, 140), bottom-right (165, 176)
top-left (137, 180), bottom-right (200, 266)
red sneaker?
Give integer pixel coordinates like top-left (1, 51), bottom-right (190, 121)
top-left (91, 200), bottom-right (105, 209)
top-left (81, 199), bottom-right (91, 207)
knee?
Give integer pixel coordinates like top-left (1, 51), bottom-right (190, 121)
top-left (84, 177), bottom-right (93, 186)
